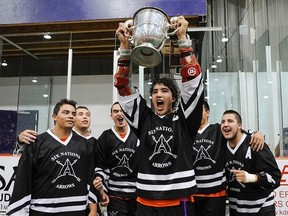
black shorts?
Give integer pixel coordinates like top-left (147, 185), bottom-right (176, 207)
top-left (107, 196), bottom-right (137, 216)
top-left (136, 200), bottom-right (197, 216)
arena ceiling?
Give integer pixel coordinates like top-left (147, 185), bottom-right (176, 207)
top-left (0, 16), bottom-right (205, 76)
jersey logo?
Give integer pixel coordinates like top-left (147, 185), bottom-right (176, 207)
top-left (245, 147), bottom-right (252, 159)
top-left (172, 115), bottom-right (179, 121)
top-left (109, 211), bottom-right (118, 216)
top-left (193, 145), bottom-right (216, 165)
top-left (112, 154), bottom-right (133, 173)
top-left (227, 166), bottom-right (246, 188)
top-left (149, 134), bottom-right (177, 160)
top-left (52, 158), bottom-right (81, 183)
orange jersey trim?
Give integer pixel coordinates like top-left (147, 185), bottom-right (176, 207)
top-left (137, 196), bottom-right (194, 207)
top-left (119, 133), bottom-right (126, 139)
top-left (60, 137), bottom-right (68, 142)
top-left (193, 189), bottom-right (226, 198)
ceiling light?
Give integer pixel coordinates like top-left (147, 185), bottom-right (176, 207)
top-left (43, 33), bottom-right (51, 40)
top-left (147, 80), bottom-right (152, 85)
top-left (1, 60), bottom-right (8, 67)
top-left (32, 77), bottom-right (37, 83)
top-left (216, 56), bottom-right (223, 63)
top-left (211, 63), bottom-right (217, 68)
top-left (221, 34), bottom-right (228, 42)
top-left (43, 94), bottom-right (49, 98)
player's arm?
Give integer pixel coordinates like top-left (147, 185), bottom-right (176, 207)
top-left (88, 203), bottom-right (98, 216)
top-left (175, 16), bottom-right (204, 136)
top-left (230, 144), bottom-right (281, 190)
top-left (242, 129), bottom-right (265, 151)
top-left (94, 133), bottom-right (110, 191)
top-left (86, 139), bottom-right (101, 216)
top-left (113, 22), bottom-right (134, 96)
top-left (174, 16), bottom-right (201, 83)
top-left (230, 169), bottom-right (259, 183)
top-left (255, 144), bottom-right (281, 190)
top-left (7, 144), bottom-right (34, 215)
top-left (13, 129), bottom-right (38, 155)
top-left (17, 129), bottom-right (37, 144)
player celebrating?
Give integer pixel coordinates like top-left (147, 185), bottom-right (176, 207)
top-left (113, 15), bottom-right (204, 215)
top-left (221, 110), bottom-right (281, 216)
top-left (94, 102), bottom-right (139, 216)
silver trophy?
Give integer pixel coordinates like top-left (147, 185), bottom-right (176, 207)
top-left (125, 7), bottom-right (179, 68)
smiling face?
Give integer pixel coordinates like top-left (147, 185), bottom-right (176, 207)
top-left (151, 83), bottom-right (175, 116)
top-left (221, 112), bottom-right (242, 147)
top-left (111, 103), bottom-right (127, 129)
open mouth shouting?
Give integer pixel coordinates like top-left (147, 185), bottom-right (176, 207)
top-left (117, 116), bottom-right (124, 125)
top-left (156, 99), bottom-right (164, 111)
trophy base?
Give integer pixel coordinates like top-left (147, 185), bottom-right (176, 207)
top-left (131, 43), bottom-right (162, 68)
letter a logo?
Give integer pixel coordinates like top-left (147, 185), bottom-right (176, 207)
top-left (245, 147), bottom-right (252, 159)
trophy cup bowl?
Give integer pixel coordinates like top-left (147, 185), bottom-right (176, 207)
top-left (128, 7), bottom-right (171, 68)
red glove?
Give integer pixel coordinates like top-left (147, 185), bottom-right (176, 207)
top-left (113, 56), bottom-right (133, 96)
top-left (180, 62), bottom-right (201, 82)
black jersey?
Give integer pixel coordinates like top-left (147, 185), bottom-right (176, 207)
top-left (95, 126), bottom-right (139, 199)
top-left (193, 123), bottom-right (226, 194)
top-left (73, 130), bottom-right (99, 204)
top-left (225, 134), bottom-right (281, 215)
top-left (118, 75), bottom-right (204, 200)
top-left (7, 130), bottom-right (95, 216)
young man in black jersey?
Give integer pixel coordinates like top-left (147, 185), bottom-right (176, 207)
top-left (7, 99), bottom-right (98, 216)
top-left (72, 106), bottom-right (106, 216)
top-left (221, 110), bottom-right (281, 216)
top-left (193, 101), bottom-right (265, 216)
top-left (113, 16), bottom-right (203, 216)
top-left (93, 102), bottom-right (139, 216)
top-left (14, 105), bottom-right (104, 216)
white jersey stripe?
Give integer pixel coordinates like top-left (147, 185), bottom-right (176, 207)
top-left (108, 180), bottom-right (136, 187)
top-left (138, 170), bottom-right (195, 181)
top-left (137, 180), bottom-right (197, 191)
top-left (196, 176), bottom-right (226, 188)
top-left (195, 169), bottom-right (225, 180)
top-left (228, 192), bottom-right (273, 205)
top-left (6, 194), bottom-right (31, 213)
top-left (30, 195), bottom-right (87, 204)
top-left (109, 187), bottom-right (136, 193)
top-left (30, 205), bottom-right (86, 213)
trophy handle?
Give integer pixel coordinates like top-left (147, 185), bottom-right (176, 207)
top-left (165, 17), bottom-right (180, 38)
top-left (166, 16), bottom-right (190, 40)
top-left (124, 19), bottom-right (134, 30)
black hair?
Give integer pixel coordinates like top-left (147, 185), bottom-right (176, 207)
top-left (203, 100), bottom-right (210, 111)
top-left (223, 110), bottom-right (242, 123)
top-left (150, 77), bottom-right (179, 110)
top-left (111, 101), bottom-right (120, 114)
top-left (76, 106), bottom-right (90, 111)
top-left (53, 99), bottom-right (77, 115)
